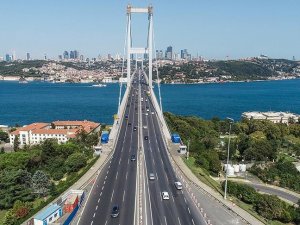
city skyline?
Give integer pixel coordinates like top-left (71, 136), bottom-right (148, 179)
top-left (0, 1), bottom-right (299, 60)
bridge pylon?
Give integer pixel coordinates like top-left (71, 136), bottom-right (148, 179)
top-left (126, 4), bottom-right (153, 88)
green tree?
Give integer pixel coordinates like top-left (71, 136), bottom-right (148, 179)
top-left (0, 130), bottom-right (9, 143)
top-left (0, 169), bottom-right (33, 209)
top-left (13, 135), bottom-right (19, 152)
top-left (12, 200), bottom-right (32, 219)
top-left (65, 152), bottom-right (87, 173)
top-left (32, 170), bottom-right (50, 197)
top-left (3, 209), bottom-right (17, 225)
top-left (1, 147), bottom-right (5, 154)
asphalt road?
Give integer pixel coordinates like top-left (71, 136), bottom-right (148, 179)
top-left (79, 73), bottom-right (139, 225)
top-left (140, 71), bottom-right (206, 225)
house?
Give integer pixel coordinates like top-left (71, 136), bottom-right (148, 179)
top-left (34, 204), bottom-right (62, 225)
top-left (9, 120), bottom-right (100, 147)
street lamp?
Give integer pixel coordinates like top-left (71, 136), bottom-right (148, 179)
top-left (224, 117), bottom-right (234, 200)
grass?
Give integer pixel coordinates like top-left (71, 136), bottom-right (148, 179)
top-left (0, 210), bottom-right (7, 225)
top-left (183, 156), bottom-right (223, 194)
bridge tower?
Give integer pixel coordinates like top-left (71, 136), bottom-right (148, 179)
top-left (126, 5), bottom-right (153, 88)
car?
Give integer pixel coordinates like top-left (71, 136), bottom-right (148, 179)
top-left (161, 192), bottom-right (169, 200)
top-left (151, 112), bottom-right (154, 115)
top-left (143, 126), bottom-right (147, 129)
top-left (128, 122), bottom-right (131, 126)
top-left (174, 181), bottom-right (183, 190)
top-left (145, 113), bottom-right (148, 116)
top-left (125, 115), bottom-right (128, 120)
top-left (149, 173), bottom-right (155, 180)
top-left (145, 99), bottom-right (148, 102)
top-left (133, 126), bottom-right (137, 131)
top-left (130, 154), bottom-right (136, 161)
top-left (111, 205), bottom-right (120, 218)
top-left (144, 136), bottom-right (148, 140)
top-left (146, 109), bottom-right (149, 112)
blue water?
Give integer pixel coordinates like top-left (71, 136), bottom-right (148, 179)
top-left (0, 79), bottom-right (300, 126)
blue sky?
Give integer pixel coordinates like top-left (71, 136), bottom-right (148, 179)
top-left (1, 0), bottom-right (299, 60)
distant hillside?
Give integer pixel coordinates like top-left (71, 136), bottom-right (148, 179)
top-left (159, 58), bottom-right (300, 83)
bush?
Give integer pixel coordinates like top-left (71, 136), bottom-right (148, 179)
top-left (65, 152), bottom-right (87, 173)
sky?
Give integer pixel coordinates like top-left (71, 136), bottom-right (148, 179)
top-left (1, 0), bottom-right (299, 60)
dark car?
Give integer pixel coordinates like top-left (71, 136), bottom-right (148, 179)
top-left (111, 205), bottom-right (120, 218)
top-left (125, 115), bottom-right (129, 120)
top-left (133, 126), bottom-right (137, 131)
top-left (131, 154), bottom-right (136, 161)
top-left (128, 122), bottom-right (132, 126)
top-left (144, 136), bottom-right (148, 140)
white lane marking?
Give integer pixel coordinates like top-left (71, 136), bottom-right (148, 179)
top-left (123, 190), bottom-right (126, 202)
top-left (116, 171), bottom-right (118, 180)
top-left (100, 192), bottom-right (102, 197)
top-left (96, 205), bottom-right (98, 210)
top-left (192, 218), bottom-right (195, 225)
top-left (105, 220), bottom-right (108, 225)
top-left (164, 216), bottom-right (167, 225)
top-left (93, 213), bottom-right (95, 218)
top-left (184, 197), bottom-right (187, 204)
top-left (107, 170), bottom-right (109, 174)
top-left (98, 198), bottom-right (100, 203)
top-left (178, 217), bottom-right (182, 225)
top-left (102, 186), bottom-right (104, 190)
top-left (108, 165), bottom-right (110, 169)
top-left (91, 221), bottom-right (93, 225)
top-left (110, 189), bottom-right (115, 202)
top-left (105, 175), bottom-right (107, 180)
top-left (188, 207), bottom-right (191, 214)
top-left (126, 171), bottom-right (128, 180)
top-left (103, 180), bottom-right (106, 185)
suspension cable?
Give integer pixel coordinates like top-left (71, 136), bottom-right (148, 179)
top-left (152, 17), bottom-right (163, 114)
top-left (118, 14), bottom-right (129, 116)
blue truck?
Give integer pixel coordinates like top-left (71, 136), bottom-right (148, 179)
top-left (101, 131), bottom-right (109, 144)
top-left (171, 133), bottom-right (181, 143)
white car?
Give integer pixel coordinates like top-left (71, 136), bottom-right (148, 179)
top-left (174, 181), bottom-right (183, 190)
top-left (151, 112), bottom-right (154, 115)
top-left (146, 109), bottom-right (150, 112)
top-left (145, 113), bottom-right (148, 116)
top-left (143, 126), bottom-right (147, 129)
top-left (162, 192), bottom-right (169, 200)
top-left (149, 173), bottom-right (155, 180)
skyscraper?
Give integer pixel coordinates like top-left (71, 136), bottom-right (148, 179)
top-left (74, 50), bottom-right (79, 59)
top-left (181, 49), bottom-right (188, 59)
top-left (58, 55), bottom-right (63, 61)
top-left (165, 46), bottom-right (173, 60)
top-left (26, 53), bottom-right (31, 60)
top-left (70, 51), bottom-right (75, 59)
top-left (63, 51), bottom-right (69, 59)
top-left (5, 54), bottom-right (10, 62)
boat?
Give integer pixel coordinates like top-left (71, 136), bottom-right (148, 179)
top-left (92, 84), bottom-right (107, 87)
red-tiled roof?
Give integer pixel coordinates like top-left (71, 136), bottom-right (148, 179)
top-left (11, 123), bottom-right (48, 135)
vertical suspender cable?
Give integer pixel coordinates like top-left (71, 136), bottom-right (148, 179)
top-left (118, 14), bottom-right (129, 116)
top-left (152, 17), bottom-right (163, 114)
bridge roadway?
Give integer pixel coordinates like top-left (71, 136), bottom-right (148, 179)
top-left (140, 71), bottom-right (206, 225)
top-left (79, 69), bottom-right (206, 225)
top-left (79, 73), bottom-right (139, 225)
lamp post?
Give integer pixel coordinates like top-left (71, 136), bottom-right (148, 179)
top-left (224, 117), bottom-right (234, 200)
top-left (187, 139), bottom-right (190, 160)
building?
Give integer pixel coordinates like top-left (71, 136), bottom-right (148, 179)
top-left (26, 53), bottom-right (31, 60)
top-left (102, 76), bottom-right (113, 83)
top-left (156, 50), bottom-right (164, 60)
top-left (63, 51), bottom-right (69, 60)
top-left (34, 204), bottom-right (62, 225)
top-left (165, 46), bottom-right (173, 60)
top-left (242, 111), bottom-right (300, 124)
top-left (5, 54), bottom-right (11, 62)
top-left (9, 120), bottom-right (100, 146)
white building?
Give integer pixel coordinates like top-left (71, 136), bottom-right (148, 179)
top-left (242, 111), bottom-right (299, 124)
top-left (102, 76), bottom-right (113, 83)
top-left (34, 204), bottom-right (62, 225)
top-left (10, 120), bottom-right (100, 146)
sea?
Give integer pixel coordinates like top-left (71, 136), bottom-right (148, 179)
top-left (0, 79), bottom-right (300, 126)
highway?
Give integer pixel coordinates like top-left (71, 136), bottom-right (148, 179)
top-left (140, 70), bottom-right (206, 225)
top-left (78, 72), bottom-right (139, 225)
top-left (79, 69), bottom-right (206, 225)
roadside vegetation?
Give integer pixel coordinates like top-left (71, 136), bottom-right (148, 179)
top-left (0, 130), bottom-right (99, 225)
top-left (165, 112), bottom-right (300, 224)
